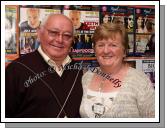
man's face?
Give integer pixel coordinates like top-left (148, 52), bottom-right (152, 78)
top-left (128, 15), bottom-right (133, 28)
top-left (27, 9), bottom-right (40, 28)
top-left (38, 15), bottom-right (73, 61)
top-left (69, 11), bottom-right (81, 29)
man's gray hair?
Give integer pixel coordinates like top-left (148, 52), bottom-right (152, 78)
top-left (40, 14), bottom-right (75, 35)
top-left (40, 14), bottom-right (53, 27)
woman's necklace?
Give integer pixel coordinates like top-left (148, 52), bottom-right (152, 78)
top-left (98, 77), bottom-right (106, 95)
top-left (91, 77), bottom-right (106, 118)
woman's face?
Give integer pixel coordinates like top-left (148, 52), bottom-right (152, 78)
top-left (103, 15), bottom-right (109, 23)
top-left (137, 16), bottom-right (143, 26)
top-left (95, 33), bottom-right (125, 69)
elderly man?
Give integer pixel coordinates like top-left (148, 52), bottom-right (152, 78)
top-left (20, 8), bottom-right (41, 32)
top-left (6, 14), bottom-right (83, 118)
top-left (69, 10), bottom-right (89, 30)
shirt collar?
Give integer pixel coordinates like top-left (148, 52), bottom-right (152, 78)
top-left (38, 45), bottom-right (72, 68)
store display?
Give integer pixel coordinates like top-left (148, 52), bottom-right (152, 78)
top-left (5, 5), bottom-right (156, 86)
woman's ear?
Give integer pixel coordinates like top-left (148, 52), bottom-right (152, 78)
top-left (124, 54), bottom-right (126, 58)
top-left (123, 49), bottom-right (127, 58)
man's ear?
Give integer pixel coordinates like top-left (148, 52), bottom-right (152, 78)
top-left (69, 47), bottom-right (73, 52)
top-left (36, 26), bottom-right (42, 33)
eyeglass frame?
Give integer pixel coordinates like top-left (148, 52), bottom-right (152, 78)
top-left (43, 26), bottom-right (73, 42)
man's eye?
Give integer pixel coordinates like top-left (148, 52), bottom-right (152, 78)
top-left (64, 34), bottom-right (71, 38)
top-left (63, 34), bottom-right (72, 40)
top-left (48, 31), bottom-right (56, 36)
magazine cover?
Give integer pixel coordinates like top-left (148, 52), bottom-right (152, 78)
top-left (100, 5), bottom-right (135, 33)
top-left (135, 7), bottom-right (155, 34)
top-left (100, 5), bottom-right (127, 26)
top-left (21, 5), bottom-right (62, 9)
top-left (19, 7), bottom-right (61, 55)
top-left (142, 60), bottom-right (155, 87)
top-left (63, 6), bottom-right (99, 61)
top-left (135, 34), bottom-right (152, 56)
top-left (124, 7), bottom-right (134, 33)
top-left (100, 6), bottom-right (135, 56)
top-left (5, 5), bottom-right (19, 66)
top-left (144, 33), bottom-right (155, 56)
top-left (128, 34), bottom-right (134, 56)
top-left (63, 5), bottom-right (99, 11)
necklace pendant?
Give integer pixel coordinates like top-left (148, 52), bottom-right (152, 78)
top-left (92, 102), bottom-right (105, 118)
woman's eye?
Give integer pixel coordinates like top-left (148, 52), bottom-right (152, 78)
top-left (110, 44), bottom-right (118, 47)
top-left (97, 44), bottom-right (104, 47)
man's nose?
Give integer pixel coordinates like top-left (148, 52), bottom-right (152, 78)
top-left (55, 34), bottom-right (63, 43)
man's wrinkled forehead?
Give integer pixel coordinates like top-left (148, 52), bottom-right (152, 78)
top-left (44, 14), bottom-right (74, 33)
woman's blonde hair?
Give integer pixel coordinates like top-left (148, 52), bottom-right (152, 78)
top-left (92, 23), bottom-right (129, 54)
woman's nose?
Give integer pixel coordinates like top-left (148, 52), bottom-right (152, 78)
top-left (104, 45), bottom-right (110, 54)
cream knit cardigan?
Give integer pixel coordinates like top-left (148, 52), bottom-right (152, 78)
top-left (80, 67), bottom-right (155, 118)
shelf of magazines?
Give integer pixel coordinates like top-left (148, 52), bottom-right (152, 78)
top-left (124, 56), bottom-right (155, 61)
top-left (125, 58), bottom-right (155, 88)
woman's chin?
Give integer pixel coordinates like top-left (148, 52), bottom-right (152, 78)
top-left (100, 62), bottom-right (113, 67)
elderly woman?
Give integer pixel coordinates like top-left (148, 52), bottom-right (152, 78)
top-left (80, 23), bottom-right (155, 118)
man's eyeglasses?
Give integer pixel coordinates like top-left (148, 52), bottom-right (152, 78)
top-left (44, 27), bottom-right (73, 41)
